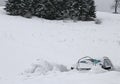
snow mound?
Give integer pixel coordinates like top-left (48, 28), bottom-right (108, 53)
top-left (23, 59), bottom-right (68, 76)
top-left (114, 66), bottom-right (120, 72)
top-left (89, 65), bottom-right (107, 73)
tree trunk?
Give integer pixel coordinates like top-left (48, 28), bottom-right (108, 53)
top-left (115, 0), bottom-right (118, 13)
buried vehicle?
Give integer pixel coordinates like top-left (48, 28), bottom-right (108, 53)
top-left (71, 56), bottom-right (114, 71)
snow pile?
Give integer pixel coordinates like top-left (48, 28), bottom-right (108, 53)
top-left (114, 66), bottom-right (120, 72)
top-left (23, 59), bottom-right (68, 76)
top-left (90, 65), bottom-right (107, 73)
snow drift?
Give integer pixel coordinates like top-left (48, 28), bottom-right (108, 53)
top-left (23, 59), bottom-right (68, 76)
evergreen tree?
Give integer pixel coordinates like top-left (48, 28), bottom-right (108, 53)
top-left (5, 0), bottom-right (96, 20)
top-left (65, 0), bottom-right (80, 19)
top-left (5, 0), bottom-right (22, 15)
top-left (20, 0), bottom-right (34, 18)
top-left (80, 0), bottom-right (96, 20)
top-left (5, 0), bottom-right (33, 18)
top-left (87, 0), bottom-right (96, 19)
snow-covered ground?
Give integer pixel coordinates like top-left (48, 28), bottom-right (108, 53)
top-left (95, 0), bottom-right (114, 12)
top-left (0, 6), bottom-right (120, 84)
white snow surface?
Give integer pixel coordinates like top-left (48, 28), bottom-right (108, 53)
top-left (0, 6), bottom-right (120, 84)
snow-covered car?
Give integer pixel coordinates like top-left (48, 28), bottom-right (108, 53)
top-left (71, 56), bottom-right (114, 71)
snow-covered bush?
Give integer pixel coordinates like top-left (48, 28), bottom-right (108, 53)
top-left (5, 0), bottom-right (96, 20)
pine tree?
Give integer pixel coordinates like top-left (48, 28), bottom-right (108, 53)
top-left (80, 0), bottom-right (96, 21)
top-left (87, 0), bottom-right (96, 19)
top-left (5, 0), bottom-right (96, 20)
top-left (20, 0), bottom-right (34, 18)
top-left (5, 0), bottom-right (34, 18)
top-left (65, 0), bottom-right (80, 20)
top-left (5, 0), bottom-right (22, 15)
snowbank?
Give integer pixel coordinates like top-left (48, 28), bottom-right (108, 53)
top-left (24, 59), bottom-right (68, 76)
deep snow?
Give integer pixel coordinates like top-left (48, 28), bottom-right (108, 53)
top-left (0, 6), bottom-right (120, 84)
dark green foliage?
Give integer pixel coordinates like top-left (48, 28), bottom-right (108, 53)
top-left (5, 0), bottom-right (96, 20)
top-left (5, 0), bottom-right (34, 18)
top-left (5, 0), bottom-right (22, 15)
